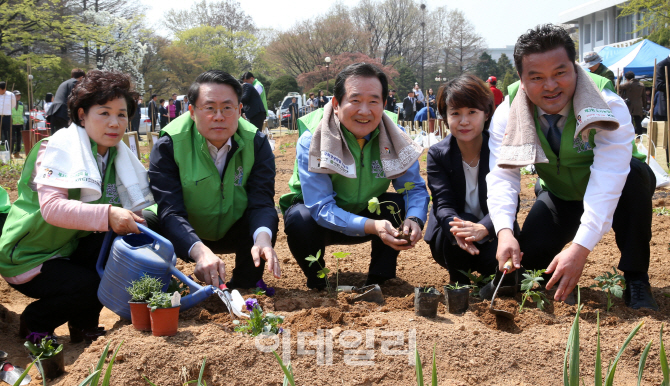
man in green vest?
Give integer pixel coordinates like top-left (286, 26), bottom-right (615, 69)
top-left (582, 51), bottom-right (615, 84)
top-left (280, 63), bottom-right (430, 290)
top-left (11, 90), bottom-right (24, 158)
top-left (147, 70), bottom-right (280, 288)
top-left (242, 72), bottom-right (268, 113)
top-left (486, 24), bottom-right (658, 310)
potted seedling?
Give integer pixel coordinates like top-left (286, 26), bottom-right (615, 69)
top-left (125, 274), bottom-right (164, 331)
top-left (24, 336), bottom-right (64, 379)
top-left (414, 286), bottom-right (442, 318)
top-left (367, 182), bottom-right (416, 241)
top-left (444, 282), bottom-right (471, 314)
top-left (147, 291), bottom-right (181, 337)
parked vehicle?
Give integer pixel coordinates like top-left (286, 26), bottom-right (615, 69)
top-left (266, 110), bottom-right (279, 129)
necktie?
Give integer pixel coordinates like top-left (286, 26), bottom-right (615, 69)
top-left (544, 114), bottom-right (562, 155)
top-left (357, 138), bottom-right (366, 149)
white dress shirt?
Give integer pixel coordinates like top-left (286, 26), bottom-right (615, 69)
top-left (0, 92), bottom-right (16, 116)
top-left (487, 88), bottom-right (635, 251)
top-left (188, 137), bottom-right (272, 257)
top-left (254, 83), bottom-right (264, 96)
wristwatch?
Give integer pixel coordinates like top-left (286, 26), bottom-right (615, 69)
top-left (407, 216), bottom-right (425, 230)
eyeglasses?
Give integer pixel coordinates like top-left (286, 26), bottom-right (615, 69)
top-left (194, 104), bottom-right (239, 117)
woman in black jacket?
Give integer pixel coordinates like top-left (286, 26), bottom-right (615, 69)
top-left (424, 74), bottom-right (515, 285)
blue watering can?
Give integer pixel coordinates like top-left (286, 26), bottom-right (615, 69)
top-left (96, 223), bottom-right (214, 320)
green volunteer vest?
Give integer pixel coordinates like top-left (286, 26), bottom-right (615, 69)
top-left (0, 139), bottom-right (119, 277)
top-left (161, 113), bottom-right (256, 241)
top-left (279, 109), bottom-right (392, 215)
top-left (0, 187), bottom-right (10, 214)
top-left (12, 102), bottom-right (23, 125)
top-left (508, 73), bottom-right (645, 201)
top-left (253, 79), bottom-right (268, 113)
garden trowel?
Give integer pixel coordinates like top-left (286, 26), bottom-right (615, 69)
top-left (216, 278), bottom-right (249, 319)
top-left (0, 361), bottom-right (31, 385)
top-left (337, 284), bottom-right (385, 304)
top-left (489, 257), bottom-right (515, 320)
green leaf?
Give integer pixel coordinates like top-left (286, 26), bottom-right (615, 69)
top-left (273, 350), bottom-right (295, 386)
top-left (13, 354), bottom-right (40, 386)
top-left (78, 370), bottom-right (102, 386)
top-left (661, 324), bottom-right (669, 386)
top-left (397, 188), bottom-right (405, 194)
top-left (609, 285), bottom-right (623, 299)
top-left (638, 339), bottom-right (653, 386)
top-left (102, 340), bottom-right (124, 386)
top-left (564, 289), bottom-right (582, 386)
top-left (605, 322), bottom-right (644, 386)
top-left (332, 252), bottom-right (351, 259)
top-left (431, 343), bottom-right (438, 386)
top-left (415, 348), bottom-right (424, 386)
top-left (316, 249), bottom-right (321, 259)
top-left (595, 311), bottom-right (602, 386)
top-left (367, 197), bottom-right (380, 213)
top-left (404, 181), bottom-right (416, 191)
top-left (90, 341), bottom-right (111, 386)
top-left (305, 256), bottom-right (318, 262)
top-left (197, 357), bottom-right (207, 386)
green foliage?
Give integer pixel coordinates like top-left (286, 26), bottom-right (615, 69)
top-left (563, 288), bottom-right (582, 386)
top-left (647, 27), bottom-right (670, 48)
top-left (166, 277), bottom-right (190, 298)
top-left (653, 207), bottom-right (670, 216)
top-left (183, 357), bottom-right (208, 385)
top-left (0, 52), bottom-right (28, 97)
top-left (24, 337), bottom-right (62, 360)
top-left (269, 75), bottom-right (299, 106)
top-left (458, 270), bottom-right (493, 297)
top-left (474, 52), bottom-right (499, 82)
top-left (87, 340), bottom-right (124, 386)
top-left (126, 273), bottom-right (164, 302)
top-left (590, 267), bottom-right (626, 312)
top-left (393, 60), bottom-right (417, 96)
top-left (273, 350), bottom-right (295, 386)
top-left (661, 324), bottom-right (669, 386)
top-left (232, 303), bottom-right (284, 336)
top-left (308, 80), bottom-right (334, 96)
top-left (618, 0), bottom-right (670, 35)
top-left (305, 249), bottom-right (350, 296)
top-left (267, 90), bottom-right (285, 110)
top-left (367, 182), bottom-right (416, 228)
top-left (526, 177), bottom-right (536, 189)
top-left (520, 167), bottom-right (532, 175)
top-left (414, 344), bottom-right (438, 386)
top-left (148, 292), bottom-right (173, 312)
top-left (444, 282), bottom-right (469, 291)
top-left (500, 71), bottom-right (518, 97)
top-left (519, 269), bottom-right (550, 312)
top-left (12, 354), bottom-right (40, 386)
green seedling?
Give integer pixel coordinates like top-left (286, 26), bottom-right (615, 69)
top-left (305, 250), bottom-right (350, 296)
top-left (444, 282), bottom-right (469, 291)
top-left (87, 340), bottom-right (124, 386)
top-left (519, 269), bottom-right (550, 312)
top-left (184, 356), bottom-right (208, 385)
top-left (526, 177), bottom-right (536, 189)
top-left (148, 292), bottom-right (173, 312)
top-left (368, 181), bottom-right (416, 237)
top-left (233, 299), bottom-right (283, 336)
top-left (167, 277), bottom-right (190, 298)
top-left (653, 207), bottom-right (670, 216)
top-left (273, 350), bottom-right (295, 386)
top-left (661, 324), bottom-right (669, 386)
top-left (590, 267), bottom-right (625, 312)
top-left (126, 273), bottom-right (164, 302)
top-left (458, 270), bottom-right (493, 297)
top-left (414, 343), bottom-right (438, 386)
top-left (520, 167), bottom-right (533, 175)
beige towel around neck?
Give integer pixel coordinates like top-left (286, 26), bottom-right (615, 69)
top-left (497, 65), bottom-right (619, 168)
top-left (308, 101), bottom-right (423, 179)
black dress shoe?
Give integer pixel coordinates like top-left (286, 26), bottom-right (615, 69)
top-left (624, 279), bottom-right (659, 311)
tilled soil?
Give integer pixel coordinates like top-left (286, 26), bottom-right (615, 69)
top-left (0, 133), bottom-right (668, 385)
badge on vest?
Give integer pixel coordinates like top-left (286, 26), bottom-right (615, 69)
top-left (106, 183), bottom-right (120, 205)
top-left (573, 135), bottom-right (593, 153)
top-left (371, 160), bottom-right (385, 178)
top-left (234, 166), bottom-right (244, 186)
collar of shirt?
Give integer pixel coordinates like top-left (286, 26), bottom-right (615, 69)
top-left (207, 137), bottom-right (232, 177)
top-left (96, 151), bottom-right (110, 176)
top-left (537, 101), bottom-right (572, 134)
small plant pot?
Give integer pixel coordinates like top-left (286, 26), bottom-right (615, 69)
top-left (148, 306), bottom-right (180, 337)
top-left (129, 301), bottom-right (151, 331)
top-left (414, 287), bottom-right (442, 318)
top-left (30, 350), bottom-right (65, 379)
top-left (444, 287), bottom-right (470, 314)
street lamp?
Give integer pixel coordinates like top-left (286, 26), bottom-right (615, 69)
top-left (420, 2), bottom-right (426, 92)
top-left (435, 69), bottom-right (447, 83)
top-left (325, 56), bottom-right (331, 94)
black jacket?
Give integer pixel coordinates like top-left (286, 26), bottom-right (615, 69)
top-left (240, 83), bottom-right (264, 119)
top-left (424, 132), bottom-right (497, 245)
top-left (46, 78), bottom-right (78, 119)
top-left (403, 96), bottom-right (415, 114)
top-left (148, 130), bottom-right (279, 258)
top-left (159, 106), bottom-right (169, 128)
top-left (131, 101), bottom-right (141, 131)
top-left (148, 100), bottom-right (159, 123)
top-left (385, 95), bottom-right (396, 112)
top-left (656, 57), bottom-right (670, 96)
top-left (174, 99), bottom-right (182, 117)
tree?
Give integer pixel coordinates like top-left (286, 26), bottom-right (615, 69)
top-left (647, 27), bottom-right (670, 47)
top-left (500, 71), bottom-right (517, 97)
top-left (268, 75), bottom-right (298, 107)
top-left (442, 9), bottom-right (485, 76)
top-left (497, 53), bottom-right (516, 77)
top-left (618, 0), bottom-right (669, 34)
top-left (0, 52), bottom-right (27, 96)
top-left (296, 52), bottom-right (399, 92)
top-left (161, 45), bottom-right (210, 93)
top-left (474, 52), bottom-right (499, 82)
top-left (393, 60), bottom-right (416, 95)
top-left (163, 0), bottom-right (255, 35)
top-left (175, 25), bottom-right (261, 73)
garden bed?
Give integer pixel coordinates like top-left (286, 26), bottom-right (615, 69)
top-left (0, 133), bottom-right (668, 385)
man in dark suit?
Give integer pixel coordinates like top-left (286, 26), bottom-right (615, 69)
top-left (172, 93), bottom-right (182, 117)
top-left (148, 94), bottom-right (159, 132)
top-left (240, 80), bottom-right (266, 130)
top-left (46, 68), bottom-right (85, 134)
top-left (655, 56), bottom-right (670, 121)
top-left (402, 91), bottom-right (416, 122)
top-left (619, 71), bottom-right (647, 135)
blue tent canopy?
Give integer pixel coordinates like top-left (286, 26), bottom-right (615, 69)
top-left (599, 39), bottom-right (670, 77)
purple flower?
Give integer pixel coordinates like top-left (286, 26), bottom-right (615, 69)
top-left (245, 298), bottom-right (259, 312)
top-left (26, 332), bottom-right (51, 344)
top-left (266, 287), bottom-right (276, 297)
top-left (256, 279), bottom-right (268, 290)
top-left (278, 327), bottom-right (284, 334)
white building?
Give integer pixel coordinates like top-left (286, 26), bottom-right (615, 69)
top-left (559, 0), bottom-right (650, 61)
top-left (487, 45), bottom-right (515, 62)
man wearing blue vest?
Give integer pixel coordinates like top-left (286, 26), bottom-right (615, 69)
top-left (280, 63), bottom-right (430, 290)
top-left (486, 24), bottom-right (658, 310)
top-left (147, 70), bottom-right (280, 288)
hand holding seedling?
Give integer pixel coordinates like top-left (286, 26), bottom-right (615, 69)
top-left (190, 242), bottom-right (226, 286)
top-left (495, 229), bottom-right (522, 272)
top-left (364, 219), bottom-right (414, 250)
top-left (108, 206), bottom-right (144, 234)
top-left (545, 243), bottom-right (589, 302)
top-left (252, 231), bottom-right (281, 278)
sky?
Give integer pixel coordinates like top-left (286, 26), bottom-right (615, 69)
top-left (141, 0), bottom-right (588, 48)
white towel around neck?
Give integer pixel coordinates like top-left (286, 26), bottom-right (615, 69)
top-left (33, 123), bottom-right (154, 212)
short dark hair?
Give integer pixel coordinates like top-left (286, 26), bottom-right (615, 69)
top-left (241, 72), bottom-right (255, 80)
top-left (71, 68), bottom-right (85, 78)
top-left (45, 93), bottom-right (53, 103)
top-left (0, 82), bottom-right (5, 90)
top-left (333, 63), bottom-right (388, 104)
top-left (625, 71), bottom-right (635, 80)
top-left (159, 98), bottom-right (165, 103)
top-left (437, 74), bottom-right (494, 131)
top-left (188, 70), bottom-right (242, 106)
top-left (513, 24), bottom-right (576, 76)
top-left (68, 70), bottom-right (136, 126)
top-left (151, 94), bottom-right (157, 99)
top-left (309, 92), bottom-right (314, 97)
